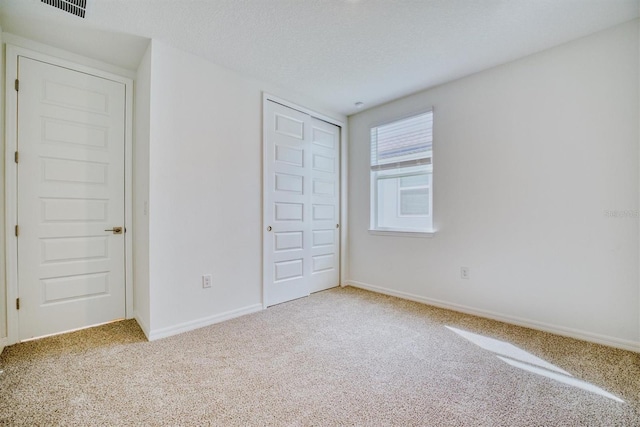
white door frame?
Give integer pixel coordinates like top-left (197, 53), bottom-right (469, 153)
top-left (262, 93), bottom-right (348, 309)
top-left (4, 44), bottom-right (134, 345)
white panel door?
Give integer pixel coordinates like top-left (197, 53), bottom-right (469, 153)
top-left (17, 56), bottom-right (126, 340)
top-left (264, 100), bottom-right (340, 306)
top-left (309, 118), bottom-right (340, 293)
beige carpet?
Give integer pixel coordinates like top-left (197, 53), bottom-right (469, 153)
top-left (0, 287), bottom-right (639, 426)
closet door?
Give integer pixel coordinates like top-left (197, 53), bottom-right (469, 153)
top-left (308, 117), bottom-right (340, 293)
top-left (263, 100), bottom-right (340, 306)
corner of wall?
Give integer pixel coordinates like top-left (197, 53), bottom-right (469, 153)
top-left (133, 312), bottom-right (150, 340)
top-left (132, 39), bottom-right (152, 337)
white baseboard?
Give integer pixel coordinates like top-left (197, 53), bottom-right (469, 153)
top-left (133, 312), bottom-right (151, 340)
top-left (346, 280), bottom-right (640, 353)
top-left (148, 304), bottom-right (263, 341)
top-left (0, 337), bottom-right (7, 355)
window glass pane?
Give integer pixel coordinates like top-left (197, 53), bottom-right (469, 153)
top-left (400, 188), bottom-right (429, 216)
top-left (376, 175), bottom-right (396, 228)
top-left (374, 168), bottom-right (432, 231)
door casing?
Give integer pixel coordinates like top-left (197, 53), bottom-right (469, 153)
top-left (262, 93), bottom-right (348, 309)
top-left (4, 43), bottom-right (134, 345)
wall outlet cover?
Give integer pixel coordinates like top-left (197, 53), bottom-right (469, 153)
top-left (202, 274), bottom-right (212, 288)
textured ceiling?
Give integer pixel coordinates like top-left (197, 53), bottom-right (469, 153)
top-left (1, 0), bottom-right (639, 115)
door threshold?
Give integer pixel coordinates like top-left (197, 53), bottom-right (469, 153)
top-left (20, 318), bottom-right (126, 343)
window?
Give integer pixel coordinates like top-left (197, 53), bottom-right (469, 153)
top-left (370, 110), bottom-right (433, 233)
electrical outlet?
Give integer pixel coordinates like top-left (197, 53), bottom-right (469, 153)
top-left (460, 267), bottom-right (470, 280)
top-left (202, 274), bottom-right (212, 288)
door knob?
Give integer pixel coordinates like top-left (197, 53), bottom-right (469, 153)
top-left (105, 227), bottom-right (123, 234)
top-left (267, 226), bottom-right (272, 232)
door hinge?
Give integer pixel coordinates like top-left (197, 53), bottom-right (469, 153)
top-left (14, 151), bottom-right (19, 164)
top-left (15, 79), bottom-right (19, 92)
top-left (16, 298), bottom-right (20, 310)
top-left (15, 225), bottom-right (19, 237)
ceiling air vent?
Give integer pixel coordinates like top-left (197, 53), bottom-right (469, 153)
top-left (41, 0), bottom-right (87, 18)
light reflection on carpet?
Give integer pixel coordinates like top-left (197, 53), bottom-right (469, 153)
top-left (446, 326), bottom-right (624, 403)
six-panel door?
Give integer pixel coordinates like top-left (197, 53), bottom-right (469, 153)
top-left (264, 101), bottom-right (340, 306)
top-left (17, 56), bottom-right (126, 340)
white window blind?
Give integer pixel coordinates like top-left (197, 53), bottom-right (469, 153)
top-left (370, 111), bottom-right (433, 172)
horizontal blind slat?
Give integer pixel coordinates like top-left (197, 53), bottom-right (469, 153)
top-left (371, 157), bottom-right (432, 171)
top-left (371, 111), bottom-right (433, 167)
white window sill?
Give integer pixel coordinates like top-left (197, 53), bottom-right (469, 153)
top-left (368, 229), bottom-right (437, 238)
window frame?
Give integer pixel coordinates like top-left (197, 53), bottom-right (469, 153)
top-left (369, 108), bottom-right (436, 237)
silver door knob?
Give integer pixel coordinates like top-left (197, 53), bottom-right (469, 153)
top-left (267, 226), bottom-right (272, 232)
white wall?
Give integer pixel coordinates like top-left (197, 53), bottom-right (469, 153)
top-left (146, 40), bottom-right (344, 339)
top-left (348, 20), bottom-right (640, 351)
top-left (133, 42), bottom-right (152, 336)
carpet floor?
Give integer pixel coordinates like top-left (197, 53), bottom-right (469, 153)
top-left (0, 286), bottom-right (639, 426)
